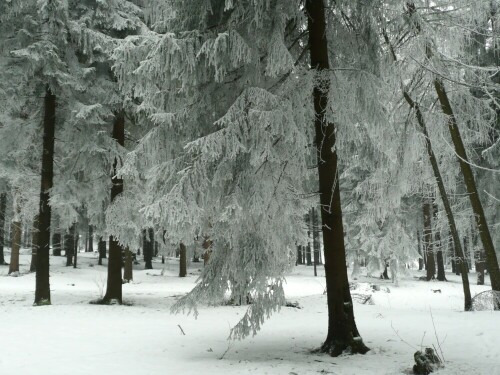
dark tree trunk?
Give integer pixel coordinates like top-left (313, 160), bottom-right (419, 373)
top-left (73, 224), bottom-right (79, 268)
top-left (98, 237), bottom-right (106, 265)
top-left (306, 0), bottom-right (368, 356)
top-left (0, 193), bottom-right (7, 265)
top-left (87, 225), bottom-right (94, 252)
top-left (433, 203), bottom-right (447, 281)
top-left (306, 241), bottom-right (312, 266)
top-left (383, 29), bottom-right (471, 309)
top-left (381, 264), bottom-right (389, 280)
top-left (312, 207), bottom-right (321, 276)
top-left (34, 87), bottom-right (56, 305)
top-left (423, 200), bottom-right (435, 281)
top-left (8, 195), bottom-right (21, 275)
top-left (450, 235), bottom-right (456, 274)
top-left (30, 215), bottom-right (39, 272)
top-left (179, 242), bottom-right (187, 277)
top-left (64, 224), bottom-right (75, 267)
top-left (417, 230), bottom-right (424, 271)
top-left (143, 228), bottom-right (153, 269)
top-left (297, 245), bottom-right (303, 265)
top-left (103, 113), bottom-right (125, 303)
top-left (154, 241), bottom-right (159, 257)
top-left (52, 232), bottom-right (61, 256)
top-left (432, 77), bottom-right (500, 301)
top-left (463, 237), bottom-right (469, 273)
top-left (123, 247), bottom-right (133, 282)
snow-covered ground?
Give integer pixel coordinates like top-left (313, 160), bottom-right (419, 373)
top-left (0, 249), bottom-right (498, 375)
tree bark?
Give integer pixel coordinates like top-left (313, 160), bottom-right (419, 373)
top-left (98, 237), bottom-right (106, 265)
top-left (433, 203), bottom-right (447, 281)
top-left (312, 207), bottom-right (321, 275)
top-left (0, 193), bottom-right (7, 265)
top-left (179, 242), bottom-right (187, 277)
top-left (432, 77), bottom-right (500, 300)
top-left (103, 113), bottom-right (125, 303)
top-left (306, 0), bottom-right (368, 356)
top-left (73, 223), bottom-right (79, 268)
top-left (123, 247), bottom-right (133, 282)
top-left (30, 215), bottom-right (39, 272)
top-left (382, 28), bottom-right (471, 309)
top-left (52, 232), bottom-right (61, 256)
top-left (8, 192), bottom-right (21, 275)
top-left (34, 87), bottom-right (56, 304)
top-left (88, 225), bottom-right (93, 252)
top-left (64, 224), bottom-right (75, 267)
top-left (417, 230), bottom-right (424, 271)
top-left (423, 200), bottom-right (435, 281)
top-left (143, 228), bottom-right (153, 269)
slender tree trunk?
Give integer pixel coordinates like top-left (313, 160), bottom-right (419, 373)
top-left (417, 230), bottom-right (424, 271)
top-left (382, 264), bottom-right (389, 280)
top-left (88, 225), bottom-right (93, 252)
top-left (34, 87), bottom-right (56, 304)
top-left (202, 236), bottom-right (212, 266)
top-left (433, 203), bottom-right (447, 281)
top-left (297, 245), bottom-right (303, 265)
top-left (179, 242), bottom-right (187, 277)
top-left (52, 232), bottom-right (61, 256)
top-left (143, 228), bottom-right (153, 269)
top-left (64, 225), bottom-right (75, 267)
top-left (73, 223), bottom-right (79, 268)
top-left (8, 192), bottom-right (21, 275)
top-left (306, 0), bottom-right (368, 356)
top-left (476, 248), bottom-right (486, 285)
top-left (450, 234), bottom-right (456, 274)
top-left (98, 237), bottom-right (106, 265)
top-left (383, 29), bottom-right (471, 309)
top-left (103, 113), bottom-right (125, 303)
top-left (423, 200), bottom-right (436, 281)
top-left (123, 247), bottom-right (133, 282)
top-left (30, 215), bottom-right (39, 272)
top-left (0, 193), bottom-right (7, 265)
top-left (312, 207), bottom-right (320, 276)
top-left (432, 77), bottom-right (500, 299)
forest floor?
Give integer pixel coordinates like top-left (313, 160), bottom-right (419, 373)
top-left (0, 249), bottom-right (498, 375)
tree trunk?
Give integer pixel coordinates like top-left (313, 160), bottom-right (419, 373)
top-left (103, 113), bottom-right (125, 303)
top-left (73, 223), bottom-right (79, 268)
top-left (30, 215), bottom-right (39, 272)
top-left (88, 225), bottom-right (93, 252)
top-left (202, 236), bottom-right (212, 266)
top-left (0, 193), bottom-right (7, 265)
top-left (417, 230), bottom-right (424, 271)
top-left (8, 191), bottom-right (21, 275)
top-left (383, 29), bottom-right (471, 309)
top-left (52, 232), bottom-right (61, 256)
top-left (306, 0), bottom-right (368, 356)
top-left (297, 245), bottom-right (303, 265)
top-left (64, 224), bottom-right (75, 267)
top-left (123, 247), bottom-right (133, 282)
top-left (143, 228), bottom-right (153, 269)
top-left (476, 248), bottom-right (486, 285)
top-left (432, 77), bottom-right (500, 301)
top-left (98, 237), bottom-right (106, 265)
top-left (423, 200), bottom-right (435, 281)
top-left (433, 203), bottom-right (447, 281)
top-left (312, 207), bottom-right (320, 276)
top-left (34, 87), bottom-right (56, 305)
top-left (381, 264), bottom-right (389, 280)
top-left (179, 242), bottom-right (187, 277)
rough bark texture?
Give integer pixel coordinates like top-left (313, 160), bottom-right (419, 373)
top-left (123, 247), bottom-right (133, 282)
top-left (34, 87), bottom-right (56, 305)
top-left (312, 207), bottom-right (321, 276)
top-left (179, 242), bottom-right (187, 277)
top-left (98, 238), bottom-right (106, 265)
top-left (433, 78), bottom-right (500, 300)
top-left (64, 224), bottom-right (75, 267)
top-left (306, 0), bottom-right (368, 356)
top-left (0, 193), bottom-right (6, 265)
top-left (30, 216), bottom-right (39, 272)
top-left (103, 113), bottom-right (125, 303)
top-left (423, 200), bottom-right (435, 281)
top-left (52, 232), bottom-right (61, 256)
top-left (8, 218), bottom-right (21, 275)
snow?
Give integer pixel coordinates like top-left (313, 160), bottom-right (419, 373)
top-left (0, 249), bottom-right (499, 375)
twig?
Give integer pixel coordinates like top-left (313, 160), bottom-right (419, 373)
top-left (177, 324), bottom-right (186, 336)
top-left (429, 308), bottom-right (445, 362)
top-left (391, 322), bottom-right (417, 350)
top-left (420, 331), bottom-right (426, 352)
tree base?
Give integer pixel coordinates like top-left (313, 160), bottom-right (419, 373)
top-left (33, 299), bottom-right (51, 306)
top-left (315, 337), bottom-right (370, 357)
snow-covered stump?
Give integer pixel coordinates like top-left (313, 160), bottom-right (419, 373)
top-left (412, 348), bottom-right (442, 375)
